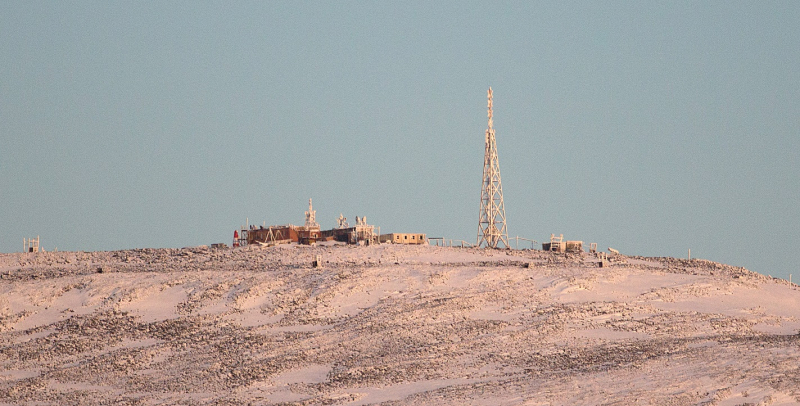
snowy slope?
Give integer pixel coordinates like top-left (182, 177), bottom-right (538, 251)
top-left (1, 244), bottom-right (799, 405)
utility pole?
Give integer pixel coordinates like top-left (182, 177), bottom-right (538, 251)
top-left (477, 87), bottom-right (509, 249)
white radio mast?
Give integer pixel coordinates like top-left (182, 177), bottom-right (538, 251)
top-left (477, 87), bottom-right (509, 249)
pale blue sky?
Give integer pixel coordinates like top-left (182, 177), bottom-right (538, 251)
top-left (1, 2), bottom-right (798, 279)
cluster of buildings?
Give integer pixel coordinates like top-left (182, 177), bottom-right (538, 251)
top-left (233, 199), bottom-right (426, 248)
top-left (541, 234), bottom-right (585, 253)
top-left (224, 90), bottom-right (603, 256)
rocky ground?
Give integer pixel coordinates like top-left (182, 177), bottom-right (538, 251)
top-left (1, 243), bottom-right (799, 405)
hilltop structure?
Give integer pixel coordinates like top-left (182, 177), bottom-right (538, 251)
top-left (477, 87), bottom-right (509, 248)
top-left (232, 200), bottom-right (425, 247)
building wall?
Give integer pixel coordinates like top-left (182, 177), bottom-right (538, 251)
top-left (246, 226), bottom-right (298, 245)
top-left (565, 241), bottom-right (584, 253)
top-left (542, 242), bottom-right (566, 252)
top-left (543, 241), bottom-right (583, 253)
top-left (296, 228), bottom-right (321, 245)
top-left (322, 228), bottom-right (354, 243)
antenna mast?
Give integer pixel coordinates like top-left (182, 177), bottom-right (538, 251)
top-left (477, 87), bottom-right (509, 248)
top-left (304, 198), bottom-right (319, 229)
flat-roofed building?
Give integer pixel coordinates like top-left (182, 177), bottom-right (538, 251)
top-left (542, 234), bottom-right (584, 253)
top-left (380, 233), bottom-right (427, 245)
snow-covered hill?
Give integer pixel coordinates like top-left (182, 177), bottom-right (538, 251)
top-left (1, 244), bottom-right (799, 405)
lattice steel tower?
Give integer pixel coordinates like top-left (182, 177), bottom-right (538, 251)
top-left (477, 87), bottom-right (509, 249)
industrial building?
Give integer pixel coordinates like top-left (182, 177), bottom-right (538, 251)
top-left (321, 215), bottom-right (376, 244)
top-left (234, 200), bottom-right (388, 247)
top-left (234, 199), bottom-right (325, 247)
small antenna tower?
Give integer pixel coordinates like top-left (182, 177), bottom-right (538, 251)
top-left (304, 198), bottom-right (319, 229)
top-left (477, 87), bottom-right (509, 249)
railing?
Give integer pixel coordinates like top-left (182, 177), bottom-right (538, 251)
top-left (510, 236), bottom-right (538, 250)
top-left (428, 238), bottom-right (474, 248)
top-left (429, 237), bottom-right (538, 250)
